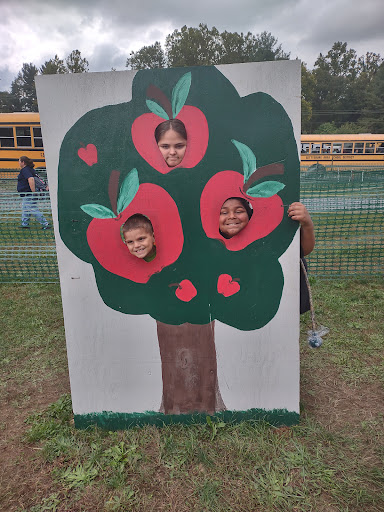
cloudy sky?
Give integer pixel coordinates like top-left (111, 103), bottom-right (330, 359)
top-left (1, 0), bottom-right (383, 91)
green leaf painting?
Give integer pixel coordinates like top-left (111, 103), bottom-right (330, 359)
top-left (80, 204), bottom-right (116, 219)
top-left (172, 72), bottom-right (192, 118)
top-left (231, 139), bottom-right (256, 183)
top-left (146, 99), bottom-right (169, 120)
top-left (246, 181), bottom-right (285, 198)
top-left (117, 169), bottom-right (140, 214)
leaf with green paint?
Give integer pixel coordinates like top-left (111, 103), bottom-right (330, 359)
top-left (172, 72), bottom-right (192, 118)
top-left (117, 169), bottom-right (140, 214)
top-left (231, 139), bottom-right (256, 183)
top-left (246, 181), bottom-right (285, 198)
top-left (146, 99), bottom-right (169, 120)
top-left (80, 204), bottom-right (116, 219)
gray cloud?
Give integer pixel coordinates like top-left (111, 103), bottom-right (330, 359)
top-left (0, 0), bottom-right (383, 90)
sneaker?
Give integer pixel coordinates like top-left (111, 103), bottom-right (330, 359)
top-left (19, 225), bottom-right (30, 229)
top-left (42, 225), bottom-right (51, 230)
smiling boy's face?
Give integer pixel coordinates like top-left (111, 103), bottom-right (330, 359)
top-left (124, 227), bottom-right (155, 259)
top-left (219, 198), bottom-right (249, 238)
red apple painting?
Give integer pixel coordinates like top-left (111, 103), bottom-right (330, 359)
top-left (80, 169), bottom-right (183, 284)
top-left (131, 72), bottom-right (209, 174)
top-left (217, 274), bottom-right (240, 297)
top-left (201, 140), bottom-right (285, 251)
top-left (57, 65), bottom-right (300, 427)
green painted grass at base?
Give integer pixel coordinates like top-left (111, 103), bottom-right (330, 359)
top-left (74, 408), bottom-right (300, 430)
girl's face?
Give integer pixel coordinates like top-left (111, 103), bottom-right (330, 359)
top-left (219, 198), bottom-right (250, 238)
top-left (19, 159), bottom-right (25, 169)
top-left (157, 129), bottom-right (187, 167)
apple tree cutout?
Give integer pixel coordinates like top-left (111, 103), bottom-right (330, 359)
top-left (57, 66), bottom-right (299, 421)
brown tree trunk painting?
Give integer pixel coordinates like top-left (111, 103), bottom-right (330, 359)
top-left (156, 321), bottom-right (226, 414)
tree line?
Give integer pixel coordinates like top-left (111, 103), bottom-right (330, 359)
top-left (1, 24), bottom-right (383, 134)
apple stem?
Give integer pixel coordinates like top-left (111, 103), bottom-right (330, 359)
top-left (168, 282), bottom-right (181, 289)
top-left (147, 84), bottom-right (173, 119)
top-left (108, 170), bottom-right (120, 216)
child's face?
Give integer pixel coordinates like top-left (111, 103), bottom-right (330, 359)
top-left (157, 129), bottom-right (187, 167)
top-left (124, 227), bottom-right (155, 259)
top-left (219, 198), bottom-right (249, 238)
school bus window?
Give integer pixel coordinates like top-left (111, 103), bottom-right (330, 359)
top-left (310, 143), bottom-right (320, 153)
top-left (16, 126), bottom-right (32, 147)
top-left (0, 127), bottom-right (15, 148)
top-left (343, 142), bottom-right (353, 153)
top-left (365, 142), bottom-right (375, 154)
top-left (332, 143), bottom-right (342, 153)
top-left (354, 142), bottom-right (364, 154)
top-left (321, 143), bottom-right (331, 153)
top-left (33, 127), bottom-right (43, 148)
top-left (301, 143), bottom-right (310, 154)
top-left (376, 142), bottom-right (384, 154)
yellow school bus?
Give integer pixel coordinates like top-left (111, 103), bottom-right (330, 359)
top-left (301, 134), bottom-right (384, 169)
top-left (0, 112), bottom-right (45, 172)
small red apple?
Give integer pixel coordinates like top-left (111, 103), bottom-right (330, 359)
top-left (200, 140), bottom-right (285, 251)
top-left (81, 169), bottom-right (183, 284)
top-left (217, 274), bottom-right (240, 297)
top-left (131, 72), bottom-right (209, 174)
top-left (173, 279), bottom-right (197, 302)
top-left (78, 144), bottom-right (97, 166)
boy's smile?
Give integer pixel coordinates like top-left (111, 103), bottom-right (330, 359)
top-left (124, 227), bottom-right (155, 259)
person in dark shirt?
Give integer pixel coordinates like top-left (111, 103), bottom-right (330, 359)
top-left (17, 156), bottom-right (50, 229)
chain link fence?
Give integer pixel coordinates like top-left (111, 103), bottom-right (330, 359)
top-left (1, 169), bottom-right (383, 283)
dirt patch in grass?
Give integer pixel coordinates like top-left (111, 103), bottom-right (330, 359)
top-left (0, 372), bottom-right (70, 512)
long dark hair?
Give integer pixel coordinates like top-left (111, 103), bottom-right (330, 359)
top-left (154, 119), bottom-right (187, 143)
top-left (20, 155), bottom-right (35, 168)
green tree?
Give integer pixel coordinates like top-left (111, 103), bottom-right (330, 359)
top-left (10, 63), bottom-right (38, 111)
top-left (40, 54), bottom-right (66, 74)
top-left (165, 24), bottom-right (223, 67)
top-left (301, 63), bottom-right (316, 133)
top-left (360, 61), bottom-right (384, 132)
top-left (127, 24), bottom-right (290, 70)
top-left (0, 91), bottom-right (15, 112)
top-left (66, 50), bottom-right (89, 73)
top-left (127, 42), bottom-right (165, 70)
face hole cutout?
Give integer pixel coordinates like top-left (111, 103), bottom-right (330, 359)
top-left (154, 119), bottom-right (188, 168)
top-left (219, 197), bottom-right (253, 239)
top-left (122, 214), bottom-right (156, 262)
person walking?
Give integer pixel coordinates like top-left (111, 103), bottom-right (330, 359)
top-left (17, 155), bottom-right (50, 229)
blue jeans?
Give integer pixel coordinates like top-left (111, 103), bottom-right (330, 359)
top-left (21, 195), bottom-right (48, 227)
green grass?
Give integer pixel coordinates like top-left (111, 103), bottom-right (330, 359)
top-left (1, 280), bottom-right (384, 511)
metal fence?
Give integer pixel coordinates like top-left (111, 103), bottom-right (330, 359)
top-left (1, 169), bottom-right (383, 283)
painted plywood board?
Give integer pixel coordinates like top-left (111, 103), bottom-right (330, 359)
top-left (36, 60), bottom-right (301, 428)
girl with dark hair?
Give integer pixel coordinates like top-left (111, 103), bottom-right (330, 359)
top-left (155, 119), bottom-right (187, 168)
top-left (17, 156), bottom-right (50, 229)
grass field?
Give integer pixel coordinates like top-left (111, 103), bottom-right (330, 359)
top-left (0, 279), bottom-right (383, 511)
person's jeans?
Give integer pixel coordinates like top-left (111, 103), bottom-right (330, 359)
top-left (21, 195), bottom-right (48, 227)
